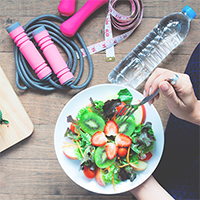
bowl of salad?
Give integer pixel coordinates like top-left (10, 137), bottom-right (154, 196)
top-left (54, 84), bottom-right (164, 194)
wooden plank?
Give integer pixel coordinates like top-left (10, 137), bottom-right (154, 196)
top-left (143, 0), bottom-right (200, 19)
top-left (0, 125), bottom-right (55, 159)
top-left (0, 158), bottom-right (132, 197)
top-left (0, 66), bottom-right (34, 152)
top-left (0, 0), bottom-right (199, 19)
top-left (0, 194), bottom-right (133, 200)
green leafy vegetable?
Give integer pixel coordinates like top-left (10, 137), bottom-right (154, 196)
top-left (89, 98), bottom-right (105, 119)
top-left (76, 107), bottom-right (90, 119)
top-left (102, 99), bottom-right (121, 119)
top-left (80, 145), bottom-right (96, 170)
top-left (74, 148), bottom-right (83, 160)
top-left (64, 128), bottom-right (80, 140)
top-left (77, 127), bottom-right (91, 145)
top-left (66, 115), bottom-right (79, 124)
top-left (102, 164), bottom-right (121, 185)
top-left (117, 88), bottom-right (133, 104)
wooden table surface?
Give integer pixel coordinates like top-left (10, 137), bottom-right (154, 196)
top-left (0, 0), bottom-right (199, 199)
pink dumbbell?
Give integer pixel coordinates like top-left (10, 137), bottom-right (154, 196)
top-left (58, 0), bottom-right (76, 17)
top-left (32, 26), bottom-right (74, 85)
top-left (60, 0), bottom-right (109, 37)
top-left (6, 22), bottom-right (52, 80)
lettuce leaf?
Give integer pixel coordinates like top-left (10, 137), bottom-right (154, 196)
top-left (102, 164), bottom-right (121, 185)
top-left (117, 88), bottom-right (133, 104)
top-left (74, 148), bottom-right (83, 160)
top-left (76, 107), bottom-right (90, 119)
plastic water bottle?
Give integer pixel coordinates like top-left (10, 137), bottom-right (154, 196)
top-left (108, 5), bottom-right (196, 89)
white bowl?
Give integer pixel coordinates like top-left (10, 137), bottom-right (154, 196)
top-left (54, 84), bottom-right (164, 194)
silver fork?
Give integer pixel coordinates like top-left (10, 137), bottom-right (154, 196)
top-left (116, 77), bottom-right (176, 122)
top-left (116, 88), bottom-right (160, 122)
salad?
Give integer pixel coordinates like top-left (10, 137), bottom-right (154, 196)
top-left (63, 88), bottom-right (156, 188)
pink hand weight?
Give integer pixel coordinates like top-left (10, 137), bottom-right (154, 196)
top-left (60, 0), bottom-right (109, 37)
top-left (58, 0), bottom-right (76, 17)
top-left (6, 22), bottom-right (52, 80)
top-left (32, 26), bottom-right (74, 85)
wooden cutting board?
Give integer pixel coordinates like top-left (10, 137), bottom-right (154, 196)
top-left (0, 66), bottom-right (34, 152)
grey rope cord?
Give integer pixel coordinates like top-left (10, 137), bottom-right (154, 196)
top-left (14, 14), bottom-right (93, 91)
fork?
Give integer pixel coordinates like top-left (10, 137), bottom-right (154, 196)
top-left (116, 88), bottom-right (160, 122)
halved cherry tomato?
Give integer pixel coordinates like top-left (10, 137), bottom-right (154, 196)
top-left (140, 152), bottom-right (152, 161)
top-left (70, 123), bottom-right (77, 133)
top-left (83, 166), bottom-right (96, 179)
top-left (118, 147), bottom-right (128, 157)
top-left (116, 102), bottom-right (126, 115)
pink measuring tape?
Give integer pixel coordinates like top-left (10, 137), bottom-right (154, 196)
top-left (80, 0), bottom-right (143, 61)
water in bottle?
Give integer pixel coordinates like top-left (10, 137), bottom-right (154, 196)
top-left (108, 5), bottom-right (196, 89)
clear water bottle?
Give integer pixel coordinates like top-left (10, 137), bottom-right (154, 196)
top-left (108, 5), bottom-right (196, 89)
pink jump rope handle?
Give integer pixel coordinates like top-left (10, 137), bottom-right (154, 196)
top-left (6, 22), bottom-right (52, 80)
top-left (60, 0), bottom-right (109, 37)
top-left (58, 0), bottom-right (76, 17)
top-left (32, 26), bottom-right (74, 85)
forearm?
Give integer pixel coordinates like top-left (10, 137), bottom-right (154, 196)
top-left (188, 100), bottom-right (200, 126)
top-left (130, 176), bottom-right (174, 200)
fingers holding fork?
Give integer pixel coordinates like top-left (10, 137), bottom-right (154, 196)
top-left (143, 68), bottom-right (180, 105)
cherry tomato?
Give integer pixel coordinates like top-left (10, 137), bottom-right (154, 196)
top-left (140, 152), bottom-right (153, 161)
top-left (83, 166), bottom-right (96, 179)
top-left (70, 123), bottom-right (77, 133)
top-left (116, 102), bottom-right (126, 115)
top-left (118, 147), bottom-right (128, 157)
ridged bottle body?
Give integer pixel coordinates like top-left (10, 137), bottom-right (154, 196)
top-left (108, 11), bottom-right (191, 88)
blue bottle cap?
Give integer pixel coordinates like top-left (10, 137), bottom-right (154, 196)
top-left (182, 5), bottom-right (197, 20)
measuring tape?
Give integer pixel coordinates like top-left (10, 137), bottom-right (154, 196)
top-left (80, 0), bottom-right (143, 61)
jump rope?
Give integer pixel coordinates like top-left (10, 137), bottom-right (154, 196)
top-left (7, 0), bottom-right (143, 91)
top-left (7, 15), bottom-right (93, 91)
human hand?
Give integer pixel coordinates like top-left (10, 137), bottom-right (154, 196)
top-left (131, 175), bottom-right (174, 200)
top-left (144, 68), bottom-right (200, 125)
